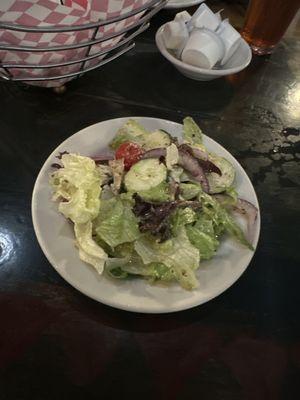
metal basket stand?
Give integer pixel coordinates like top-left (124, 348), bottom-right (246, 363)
top-left (0, 0), bottom-right (166, 88)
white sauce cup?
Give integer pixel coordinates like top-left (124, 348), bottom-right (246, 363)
top-left (181, 28), bottom-right (225, 69)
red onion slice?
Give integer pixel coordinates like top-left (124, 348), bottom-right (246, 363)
top-left (141, 148), bottom-right (167, 159)
top-left (178, 150), bottom-right (210, 193)
top-left (92, 153), bottom-right (115, 163)
top-left (191, 147), bottom-right (209, 161)
top-left (233, 198), bottom-right (258, 243)
top-left (180, 144), bottom-right (221, 175)
top-left (214, 195), bottom-right (258, 243)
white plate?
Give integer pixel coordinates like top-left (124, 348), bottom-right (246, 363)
top-left (32, 117), bottom-right (260, 314)
top-left (165, 0), bottom-right (204, 10)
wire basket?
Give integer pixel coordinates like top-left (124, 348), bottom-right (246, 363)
top-left (0, 0), bottom-right (166, 87)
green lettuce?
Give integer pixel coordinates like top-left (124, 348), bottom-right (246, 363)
top-left (225, 187), bottom-right (238, 204)
top-left (213, 187), bottom-right (239, 208)
top-left (110, 119), bottom-right (148, 149)
top-left (137, 182), bottom-right (171, 202)
top-left (110, 120), bottom-right (171, 151)
top-left (183, 117), bottom-right (203, 145)
top-left (122, 262), bottom-right (174, 281)
top-left (119, 119), bottom-right (148, 136)
top-left (179, 183), bottom-right (202, 200)
top-left (206, 156), bottom-right (235, 194)
top-left (105, 244), bottom-right (173, 281)
top-left (50, 153), bottom-right (101, 224)
top-left (223, 213), bottom-right (254, 250)
top-left (105, 242), bottom-right (174, 281)
top-left (112, 241), bottom-right (135, 258)
top-left (199, 192), bottom-right (253, 250)
top-left (143, 130), bottom-right (171, 150)
top-left (171, 207), bottom-right (197, 235)
top-left (134, 228), bottom-right (200, 290)
top-left (170, 166), bottom-right (184, 183)
top-left (107, 266), bottom-right (129, 279)
top-left (186, 215), bottom-right (219, 260)
top-left (147, 263), bottom-right (174, 281)
top-left (94, 195), bottom-right (140, 248)
top-left (74, 222), bottom-right (107, 274)
top-left (106, 258), bottom-right (174, 282)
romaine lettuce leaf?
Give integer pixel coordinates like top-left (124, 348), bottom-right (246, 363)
top-left (186, 215), bottom-right (219, 260)
top-left (143, 130), bottom-right (171, 150)
top-left (94, 195), bottom-right (140, 248)
top-left (74, 222), bottom-right (107, 274)
top-left (183, 117), bottom-right (203, 145)
top-left (134, 228), bottom-right (200, 290)
top-left (225, 187), bottom-right (238, 204)
top-left (137, 182), bottom-right (171, 202)
top-left (110, 133), bottom-right (143, 150)
top-left (122, 262), bottom-right (174, 281)
top-left (110, 119), bottom-right (148, 149)
top-left (171, 207), bottom-right (197, 235)
top-left (179, 183), bottom-right (202, 200)
top-left (112, 241), bottom-right (135, 258)
top-left (199, 192), bottom-right (253, 249)
top-left (110, 121), bottom-right (172, 151)
top-left (106, 239), bottom-right (174, 281)
top-left (106, 257), bottom-right (174, 282)
top-left (206, 156), bottom-right (235, 194)
top-left (213, 187), bottom-right (238, 208)
top-left (120, 119), bottom-right (148, 137)
top-left (223, 212), bottom-right (254, 250)
top-left (147, 263), bottom-right (174, 281)
top-left (170, 166), bottom-right (184, 183)
top-left (107, 267), bottom-right (129, 279)
top-left (50, 154), bottom-right (101, 224)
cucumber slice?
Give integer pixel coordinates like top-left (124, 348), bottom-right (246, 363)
top-left (124, 159), bottom-right (167, 192)
top-left (207, 156), bottom-right (235, 193)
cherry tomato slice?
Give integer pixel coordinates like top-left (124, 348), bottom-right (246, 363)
top-left (115, 142), bottom-right (144, 170)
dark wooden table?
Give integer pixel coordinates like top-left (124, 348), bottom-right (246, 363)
top-left (0, 8), bottom-right (299, 400)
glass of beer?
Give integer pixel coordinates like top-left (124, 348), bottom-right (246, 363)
top-left (241, 0), bottom-right (300, 55)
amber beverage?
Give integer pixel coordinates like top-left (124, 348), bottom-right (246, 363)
top-left (241, 0), bottom-right (300, 54)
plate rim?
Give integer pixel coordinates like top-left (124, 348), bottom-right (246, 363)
top-left (164, 0), bottom-right (204, 10)
top-left (32, 117), bottom-right (261, 313)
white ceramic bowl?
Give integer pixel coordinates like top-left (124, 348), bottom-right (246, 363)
top-left (156, 24), bottom-right (252, 81)
top-left (165, 0), bottom-right (204, 10)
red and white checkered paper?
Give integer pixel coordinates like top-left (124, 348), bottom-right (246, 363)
top-left (0, 0), bottom-right (149, 87)
top-left (85, 0), bottom-right (149, 70)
